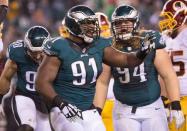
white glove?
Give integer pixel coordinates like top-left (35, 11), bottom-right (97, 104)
top-left (141, 33), bottom-right (156, 52)
top-left (52, 95), bottom-right (83, 123)
top-left (170, 110), bottom-right (185, 129)
top-left (61, 103), bottom-right (83, 123)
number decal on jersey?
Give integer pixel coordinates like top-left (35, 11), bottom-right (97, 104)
top-left (170, 50), bottom-right (185, 76)
top-left (89, 58), bottom-right (98, 83)
top-left (25, 71), bottom-right (37, 91)
top-left (12, 41), bottom-right (23, 48)
top-left (116, 63), bottom-right (147, 83)
top-left (71, 58), bottom-right (98, 85)
top-left (116, 68), bottom-right (130, 83)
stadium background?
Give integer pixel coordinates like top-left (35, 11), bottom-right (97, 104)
top-left (0, 0), bottom-right (168, 73)
top-left (2, 0), bottom-right (167, 46)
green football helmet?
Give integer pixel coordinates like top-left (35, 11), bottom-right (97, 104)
top-left (24, 25), bottom-right (50, 63)
top-left (111, 5), bottom-right (140, 41)
top-left (64, 5), bottom-right (100, 43)
top-left (24, 25), bottom-right (50, 52)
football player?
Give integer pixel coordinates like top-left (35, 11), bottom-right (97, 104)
top-left (95, 5), bottom-right (184, 131)
top-left (35, 5), bottom-right (155, 131)
top-left (0, 26), bottom-right (52, 131)
top-left (159, 0), bottom-right (187, 130)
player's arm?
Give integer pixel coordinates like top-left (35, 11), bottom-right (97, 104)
top-left (0, 0), bottom-right (8, 23)
top-left (0, 59), bottom-right (17, 95)
top-left (93, 64), bottom-right (111, 114)
top-left (154, 49), bottom-right (180, 101)
top-left (103, 33), bottom-right (156, 67)
top-left (155, 49), bottom-right (184, 128)
top-left (103, 46), bottom-right (143, 67)
top-left (35, 55), bottom-right (59, 104)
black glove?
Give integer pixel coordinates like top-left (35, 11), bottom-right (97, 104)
top-left (136, 33), bottom-right (156, 60)
top-left (90, 104), bottom-right (103, 115)
top-left (52, 95), bottom-right (83, 122)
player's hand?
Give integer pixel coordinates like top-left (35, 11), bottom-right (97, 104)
top-left (170, 110), bottom-right (184, 129)
top-left (136, 33), bottom-right (156, 60)
top-left (52, 95), bottom-right (83, 122)
top-left (90, 104), bottom-right (102, 115)
top-left (60, 102), bottom-right (83, 122)
top-left (141, 33), bottom-right (156, 53)
top-left (170, 101), bottom-right (185, 129)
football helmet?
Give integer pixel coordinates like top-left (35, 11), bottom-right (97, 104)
top-left (95, 12), bottom-right (111, 38)
top-left (24, 25), bottom-right (50, 52)
top-left (111, 5), bottom-right (140, 41)
top-left (24, 26), bottom-right (50, 63)
top-left (159, 0), bottom-right (187, 33)
top-left (64, 5), bottom-right (100, 43)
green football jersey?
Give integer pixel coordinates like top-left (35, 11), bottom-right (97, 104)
top-left (8, 40), bottom-right (47, 113)
top-left (44, 37), bottom-right (112, 110)
top-left (112, 30), bottom-right (166, 107)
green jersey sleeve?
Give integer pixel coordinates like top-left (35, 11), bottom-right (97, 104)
top-left (8, 40), bottom-right (25, 62)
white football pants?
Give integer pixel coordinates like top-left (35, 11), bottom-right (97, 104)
top-left (13, 95), bottom-right (51, 131)
top-left (50, 107), bottom-right (106, 131)
top-left (113, 97), bottom-right (169, 131)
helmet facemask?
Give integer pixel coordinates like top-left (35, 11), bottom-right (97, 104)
top-left (159, 12), bottom-right (177, 34)
top-left (112, 18), bottom-right (138, 41)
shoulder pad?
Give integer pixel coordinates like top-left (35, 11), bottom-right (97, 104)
top-left (43, 37), bottom-right (68, 57)
top-left (89, 37), bottom-right (112, 54)
top-left (95, 37), bottom-right (112, 49)
top-left (8, 40), bottom-right (25, 60)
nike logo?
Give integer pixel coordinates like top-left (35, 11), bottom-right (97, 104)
top-left (155, 108), bottom-right (160, 110)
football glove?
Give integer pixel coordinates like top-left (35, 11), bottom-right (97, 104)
top-left (52, 95), bottom-right (83, 122)
top-left (170, 101), bottom-right (185, 129)
top-left (90, 104), bottom-right (102, 115)
top-left (136, 33), bottom-right (156, 60)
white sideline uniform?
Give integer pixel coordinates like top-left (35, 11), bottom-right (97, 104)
top-left (50, 107), bottom-right (106, 131)
top-left (113, 97), bottom-right (168, 131)
top-left (163, 28), bottom-right (187, 96)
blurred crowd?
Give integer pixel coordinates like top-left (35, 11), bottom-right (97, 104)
top-left (2, 0), bottom-right (167, 49)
